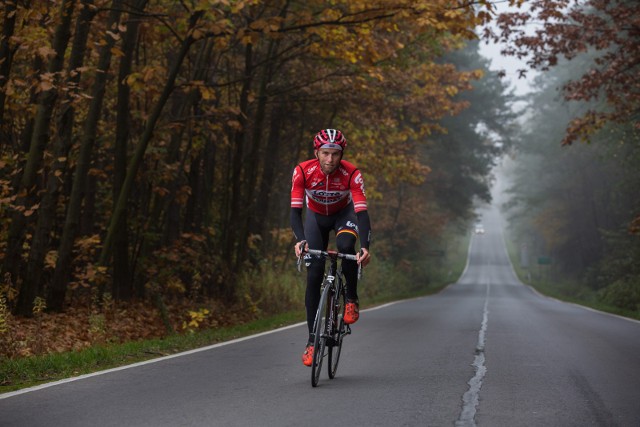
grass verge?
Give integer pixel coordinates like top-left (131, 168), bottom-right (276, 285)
top-left (0, 311), bottom-right (304, 394)
top-left (503, 234), bottom-right (640, 322)
top-left (1, 232), bottom-right (470, 394)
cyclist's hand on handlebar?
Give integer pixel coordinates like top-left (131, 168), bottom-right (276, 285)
top-left (294, 240), bottom-right (308, 258)
top-left (356, 248), bottom-right (370, 267)
top-left (295, 240), bottom-right (308, 272)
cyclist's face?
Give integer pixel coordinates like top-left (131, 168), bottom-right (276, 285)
top-left (316, 148), bottom-right (342, 174)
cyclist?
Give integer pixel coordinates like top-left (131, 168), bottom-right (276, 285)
top-left (291, 128), bottom-right (371, 366)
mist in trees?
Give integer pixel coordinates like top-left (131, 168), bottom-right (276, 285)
top-left (490, 0), bottom-right (640, 314)
top-left (502, 52), bottom-right (640, 312)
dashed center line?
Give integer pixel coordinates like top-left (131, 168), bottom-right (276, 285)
top-left (456, 284), bottom-right (490, 427)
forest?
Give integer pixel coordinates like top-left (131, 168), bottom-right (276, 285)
top-left (0, 0), bottom-right (638, 361)
top-left (493, 0), bottom-right (640, 316)
top-left (0, 1), bottom-right (510, 357)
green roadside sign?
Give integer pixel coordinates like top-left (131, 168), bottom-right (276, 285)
top-left (537, 256), bottom-right (552, 265)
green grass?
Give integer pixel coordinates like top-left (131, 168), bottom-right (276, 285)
top-left (503, 234), bottom-right (640, 322)
top-left (1, 233), bottom-right (470, 394)
top-left (0, 311), bottom-right (305, 394)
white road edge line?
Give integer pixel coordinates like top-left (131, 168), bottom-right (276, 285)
top-left (0, 321), bottom-right (303, 400)
top-left (501, 230), bottom-right (640, 325)
top-left (0, 302), bottom-right (399, 400)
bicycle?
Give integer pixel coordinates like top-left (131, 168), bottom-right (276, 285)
top-left (297, 247), bottom-right (363, 387)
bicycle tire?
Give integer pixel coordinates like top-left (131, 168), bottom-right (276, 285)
top-left (311, 283), bottom-right (331, 387)
top-left (328, 277), bottom-right (346, 379)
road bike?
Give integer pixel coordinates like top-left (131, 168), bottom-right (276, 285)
top-left (298, 248), bottom-right (362, 387)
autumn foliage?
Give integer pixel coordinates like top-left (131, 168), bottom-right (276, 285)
top-left (0, 1), bottom-right (509, 358)
top-left (495, 0), bottom-right (640, 316)
top-left (486, 0), bottom-right (640, 145)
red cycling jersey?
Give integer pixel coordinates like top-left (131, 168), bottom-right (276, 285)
top-left (291, 159), bottom-right (367, 216)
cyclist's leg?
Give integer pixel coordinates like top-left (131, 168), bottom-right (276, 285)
top-left (304, 211), bottom-right (331, 342)
top-left (335, 205), bottom-right (359, 302)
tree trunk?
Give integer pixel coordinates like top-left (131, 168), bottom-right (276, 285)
top-left (14, 49), bottom-right (46, 157)
top-left (99, 11), bottom-right (203, 266)
top-left (184, 60), bottom-right (219, 234)
top-left (24, 0), bottom-right (96, 313)
top-left (245, 1), bottom-right (290, 251)
top-left (152, 81), bottom-right (187, 246)
top-left (154, 38), bottom-right (217, 244)
top-left (185, 117), bottom-right (217, 233)
top-left (240, 38), bottom-right (284, 266)
top-left (49, 0), bottom-right (124, 312)
top-left (10, 0), bottom-right (76, 316)
top-left (135, 37), bottom-right (213, 262)
top-left (252, 103), bottom-right (285, 245)
top-left (224, 42), bottom-right (253, 281)
top-left (112, 0), bottom-right (148, 301)
top-left (0, 0), bottom-right (18, 143)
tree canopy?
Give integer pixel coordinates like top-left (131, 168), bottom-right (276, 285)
top-left (487, 0), bottom-right (640, 145)
top-left (0, 1), bottom-right (508, 317)
top-left (501, 23), bottom-right (640, 315)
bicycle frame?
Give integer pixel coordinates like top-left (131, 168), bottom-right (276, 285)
top-left (317, 256), bottom-right (342, 347)
top-left (299, 249), bottom-right (361, 386)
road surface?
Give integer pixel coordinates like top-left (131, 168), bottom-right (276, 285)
top-left (2, 205), bottom-right (639, 426)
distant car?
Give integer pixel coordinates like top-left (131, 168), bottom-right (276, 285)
top-left (474, 224), bottom-right (485, 234)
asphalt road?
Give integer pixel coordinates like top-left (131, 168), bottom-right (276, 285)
top-left (2, 205), bottom-right (639, 426)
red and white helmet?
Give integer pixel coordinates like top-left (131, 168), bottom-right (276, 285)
top-left (313, 129), bottom-right (347, 151)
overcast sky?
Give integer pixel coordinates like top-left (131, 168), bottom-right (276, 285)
top-left (476, 1), bottom-right (537, 98)
top-left (478, 41), bottom-right (535, 97)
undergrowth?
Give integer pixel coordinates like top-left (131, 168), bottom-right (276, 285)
top-left (503, 234), bottom-right (640, 321)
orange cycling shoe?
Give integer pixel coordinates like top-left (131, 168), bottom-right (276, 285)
top-left (302, 344), bottom-right (314, 366)
top-left (344, 300), bottom-right (359, 324)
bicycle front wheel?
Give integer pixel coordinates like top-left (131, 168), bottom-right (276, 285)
top-left (328, 278), bottom-right (346, 379)
top-left (311, 284), bottom-right (331, 387)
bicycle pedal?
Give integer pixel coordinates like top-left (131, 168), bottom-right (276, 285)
top-left (345, 325), bottom-right (351, 335)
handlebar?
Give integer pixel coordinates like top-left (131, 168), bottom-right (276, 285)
top-left (296, 245), bottom-right (363, 279)
top-left (306, 249), bottom-right (358, 261)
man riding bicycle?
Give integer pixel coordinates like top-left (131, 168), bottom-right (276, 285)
top-left (291, 129), bottom-right (372, 366)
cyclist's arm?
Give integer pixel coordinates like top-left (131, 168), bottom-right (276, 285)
top-left (356, 210), bottom-right (371, 266)
top-left (349, 168), bottom-right (371, 265)
top-left (291, 207), bottom-right (305, 243)
top-left (291, 207), bottom-right (309, 258)
top-left (349, 169), bottom-right (371, 250)
top-left (290, 164), bottom-right (306, 244)
top-left (356, 210), bottom-right (371, 250)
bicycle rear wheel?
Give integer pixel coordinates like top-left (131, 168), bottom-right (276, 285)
top-left (311, 284), bottom-right (331, 387)
top-left (328, 277), bottom-right (346, 379)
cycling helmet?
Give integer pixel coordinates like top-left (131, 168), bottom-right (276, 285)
top-left (313, 129), bottom-right (347, 151)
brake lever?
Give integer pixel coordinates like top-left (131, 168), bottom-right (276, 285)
top-left (296, 240), bottom-right (307, 272)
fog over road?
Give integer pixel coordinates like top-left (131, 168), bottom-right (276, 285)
top-left (2, 204), bottom-right (639, 426)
